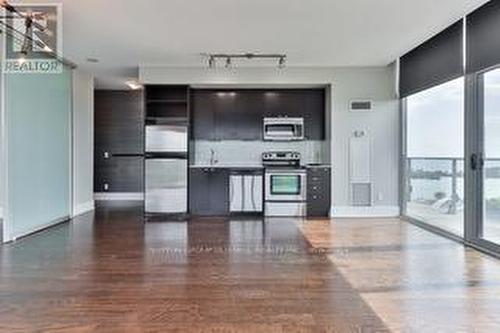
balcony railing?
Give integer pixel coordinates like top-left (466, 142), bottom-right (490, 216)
top-left (405, 157), bottom-right (500, 238)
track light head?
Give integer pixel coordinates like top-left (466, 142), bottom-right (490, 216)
top-left (278, 56), bottom-right (286, 69)
top-left (208, 56), bottom-right (215, 68)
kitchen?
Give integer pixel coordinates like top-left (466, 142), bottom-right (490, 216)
top-left (96, 85), bottom-right (332, 218)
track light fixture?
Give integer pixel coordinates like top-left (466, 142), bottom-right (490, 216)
top-left (208, 56), bottom-right (215, 68)
top-left (278, 56), bottom-right (286, 69)
top-left (205, 53), bottom-right (287, 69)
top-left (20, 16), bottom-right (32, 56)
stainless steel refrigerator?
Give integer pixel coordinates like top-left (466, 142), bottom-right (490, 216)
top-left (145, 124), bottom-right (188, 214)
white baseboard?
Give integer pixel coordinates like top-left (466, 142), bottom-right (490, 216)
top-left (94, 192), bottom-right (144, 201)
top-left (73, 201), bottom-right (95, 217)
top-left (331, 206), bottom-right (400, 218)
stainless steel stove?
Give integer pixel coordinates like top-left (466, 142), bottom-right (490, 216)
top-left (262, 152), bottom-right (306, 217)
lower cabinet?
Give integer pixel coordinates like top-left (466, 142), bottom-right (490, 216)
top-left (307, 167), bottom-right (331, 217)
top-left (189, 168), bottom-right (229, 216)
top-left (94, 156), bottom-right (144, 193)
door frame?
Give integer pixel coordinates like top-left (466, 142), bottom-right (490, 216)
top-left (466, 66), bottom-right (500, 255)
top-left (399, 72), bottom-right (500, 258)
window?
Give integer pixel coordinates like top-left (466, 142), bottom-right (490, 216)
top-left (404, 78), bottom-right (465, 236)
top-left (481, 68), bottom-right (500, 245)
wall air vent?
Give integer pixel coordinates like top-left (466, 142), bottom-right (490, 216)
top-left (349, 100), bottom-right (373, 112)
top-left (351, 183), bottom-right (372, 206)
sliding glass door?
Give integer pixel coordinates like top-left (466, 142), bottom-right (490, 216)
top-left (477, 67), bottom-right (500, 247)
top-left (400, 0), bottom-right (500, 256)
top-left (403, 78), bottom-right (465, 237)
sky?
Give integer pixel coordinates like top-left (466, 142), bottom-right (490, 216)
top-left (407, 69), bottom-right (500, 159)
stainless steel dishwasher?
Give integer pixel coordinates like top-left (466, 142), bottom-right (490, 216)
top-left (229, 170), bottom-right (263, 213)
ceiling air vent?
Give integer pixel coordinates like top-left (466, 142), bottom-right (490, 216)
top-left (349, 100), bottom-right (373, 112)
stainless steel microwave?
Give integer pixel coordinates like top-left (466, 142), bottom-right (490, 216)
top-left (263, 117), bottom-right (304, 141)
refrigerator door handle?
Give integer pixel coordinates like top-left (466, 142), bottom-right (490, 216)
top-left (241, 176), bottom-right (246, 211)
top-left (251, 176), bottom-right (256, 211)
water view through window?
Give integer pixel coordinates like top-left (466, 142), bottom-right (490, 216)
top-left (482, 68), bottom-right (500, 245)
top-left (405, 78), bottom-right (464, 236)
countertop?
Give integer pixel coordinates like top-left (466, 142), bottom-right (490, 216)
top-left (189, 164), bottom-right (264, 169)
top-left (189, 164), bottom-right (331, 169)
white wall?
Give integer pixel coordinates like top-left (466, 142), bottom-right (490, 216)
top-left (140, 65), bottom-right (400, 217)
top-left (72, 70), bottom-right (95, 216)
top-left (0, 33), bottom-right (3, 220)
top-left (330, 68), bottom-right (400, 216)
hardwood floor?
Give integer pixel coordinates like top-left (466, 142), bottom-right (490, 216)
top-left (301, 218), bottom-right (500, 332)
top-left (0, 202), bottom-right (499, 332)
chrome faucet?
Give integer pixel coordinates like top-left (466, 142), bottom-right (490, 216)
top-left (209, 148), bottom-right (218, 165)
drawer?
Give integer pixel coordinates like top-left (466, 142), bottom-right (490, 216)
top-left (307, 167), bottom-right (330, 175)
top-left (308, 177), bottom-right (329, 187)
top-left (308, 183), bottom-right (326, 193)
top-left (307, 193), bottom-right (327, 202)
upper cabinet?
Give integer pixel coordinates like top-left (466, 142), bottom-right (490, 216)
top-left (215, 91), bottom-right (264, 140)
top-left (190, 88), bottom-right (326, 141)
top-left (191, 90), bottom-right (216, 140)
top-left (263, 89), bottom-right (325, 140)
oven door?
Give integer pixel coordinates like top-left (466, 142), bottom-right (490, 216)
top-left (265, 169), bottom-right (306, 202)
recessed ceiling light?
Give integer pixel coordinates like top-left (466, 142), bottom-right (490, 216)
top-left (126, 80), bottom-right (143, 90)
top-left (86, 58), bottom-right (99, 63)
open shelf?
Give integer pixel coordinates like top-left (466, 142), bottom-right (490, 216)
top-left (145, 116), bottom-right (188, 125)
top-left (146, 102), bottom-right (188, 119)
top-left (146, 99), bottom-right (188, 104)
top-left (146, 85), bottom-right (188, 102)
top-left (145, 85), bottom-right (190, 124)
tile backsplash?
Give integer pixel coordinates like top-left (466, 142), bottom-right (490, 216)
top-left (192, 140), bottom-right (329, 165)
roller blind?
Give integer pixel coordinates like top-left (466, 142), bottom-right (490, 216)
top-left (399, 20), bottom-right (464, 98)
top-left (466, 1), bottom-right (500, 74)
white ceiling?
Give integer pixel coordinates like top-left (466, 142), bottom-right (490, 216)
top-left (25, 0), bottom-right (489, 89)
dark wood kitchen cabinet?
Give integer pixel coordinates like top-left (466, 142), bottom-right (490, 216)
top-left (95, 156), bottom-right (144, 193)
top-left (263, 89), bottom-right (325, 140)
top-left (307, 167), bottom-right (331, 217)
top-left (94, 90), bottom-right (144, 156)
top-left (190, 90), bottom-right (216, 140)
top-left (215, 92), bottom-right (264, 140)
top-left (189, 168), bottom-right (229, 215)
top-left (190, 88), bottom-right (325, 141)
top-left (94, 90), bottom-right (144, 193)
top-left (191, 90), bottom-right (263, 140)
